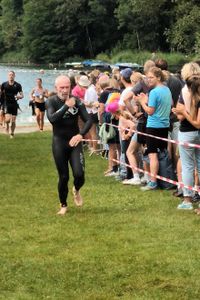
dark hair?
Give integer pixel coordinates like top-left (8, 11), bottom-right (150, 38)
top-left (186, 75), bottom-right (200, 92)
top-left (155, 59), bottom-right (168, 71)
top-left (79, 71), bottom-right (87, 76)
top-left (122, 77), bottom-right (131, 84)
top-left (37, 78), bottom-right (42, 82)
top-left (89, 74), bottom-right (97, 85)
top-left (69, 76), bottom-right (76, 89)
top-left (186, 75), bottom-right (200, 118)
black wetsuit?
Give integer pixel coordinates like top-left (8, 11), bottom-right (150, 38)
top-left (1, 81), bottom-right (22, 115)
top-left (46, 95), bottom-right (92, 207)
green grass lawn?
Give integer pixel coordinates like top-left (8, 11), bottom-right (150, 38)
top-left (0, 132), bottom-right (200, 300)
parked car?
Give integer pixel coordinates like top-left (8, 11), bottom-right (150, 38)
top-left (114, 62), bottom-right (143, 72)
top-left (82, 60), bottom-right (102, 67)
top-left (90, 61), bottom-right (111, 70)
top-left (82, 60), bottom-right (111, 70)
top-left (64, 62), bottom-right (83, 68)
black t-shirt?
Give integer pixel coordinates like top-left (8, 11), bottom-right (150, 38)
top-left (98, 88), bottom-right (120, 104)
top-left (132, 80), bottom-right (150, 95)
top-left (98, 88), bottom-right (120, 125)
top-left (1, 81), bottom-right (22, 104)
top-left (179, 92), bottom-right (200, 132)
top-left (46, 95), bottom-right (92, 139)
top-left (167, 75), bottom-right (183, 123)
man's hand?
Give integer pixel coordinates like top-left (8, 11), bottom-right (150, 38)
top-left (69, 134), bottom-right (83, 147)
top-left (65, 97), bottom-right (76, 108)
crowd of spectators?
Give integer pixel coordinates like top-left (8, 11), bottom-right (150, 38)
top-left (68, 58), bottom-right (200, 213)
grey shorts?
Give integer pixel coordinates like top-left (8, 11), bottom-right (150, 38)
top-left (168, 121), bottom-right (180, 141)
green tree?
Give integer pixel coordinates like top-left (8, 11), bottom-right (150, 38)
top-left (115, 0), bottom-right (175, 51)
top-left (55, 0), bottom-right (120, 58)
top-left (1, 0), bottom-right (23, 51)
top-left (167, 0), bottom-right (200, 53)
top-left (22, 0), bottom-right (61, 62)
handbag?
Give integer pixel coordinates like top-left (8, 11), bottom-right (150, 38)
top-left (157, 149), bottom-right (176, 189)
top-left (99, 122), bottom-right (116, 144)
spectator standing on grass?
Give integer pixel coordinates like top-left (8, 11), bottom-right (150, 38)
top-left (83, 74), bottom-right (99, 154)
top-left (136, 67), bottom-right (172, 191)
top-left (106, 101), bottom-right (136, 181)
top-left (173, 62), bottom-right (200, 199)
top-left (123, 61), bottom-right (155, 185)
top-left (172, 63), bottom-right (200, 210)
top-left (98, 75), bottom-right (121, 176)
top-left (155, 59), bottom-right (183, 169)
top-left (118, 68), bottom-right (133, 110)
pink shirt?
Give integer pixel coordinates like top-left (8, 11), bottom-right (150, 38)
top-left (72, 85), bottom-right (86, 101)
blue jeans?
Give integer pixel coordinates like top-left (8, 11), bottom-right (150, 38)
top-left (178, 130), bottom-right (200, 197)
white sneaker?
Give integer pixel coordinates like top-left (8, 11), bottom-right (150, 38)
top-left (105, 171), bottom-right (119, 177)
top-left (122, 177), bottom-right (141, 185)
top-left (122, 179), bottom-right (131, 184)
top-left (140, 176), bottom-right (149, 185)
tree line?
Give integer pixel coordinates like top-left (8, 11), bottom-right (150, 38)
top-left (0, 0), bottom-right (200, 63)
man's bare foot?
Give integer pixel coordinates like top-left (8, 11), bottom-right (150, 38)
top-left (194, 208), bottom-right (200, 215)
top-left (57, 206), bottom-right (68, 215)
top-left (72, 187), bottom-right (83, 207)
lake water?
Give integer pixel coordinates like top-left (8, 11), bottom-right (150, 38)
top-left (0, 65), bottom-right (71, 125)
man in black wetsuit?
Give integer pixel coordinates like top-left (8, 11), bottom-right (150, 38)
top-left (1, 71), bottom-right (24, 138)
top-left (46, 75), bottom-right (92, 215)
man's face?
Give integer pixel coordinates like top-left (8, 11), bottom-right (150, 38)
top-left (8, 72), bottom-right (15, 81)
top-left (55, 77), bottom-right (71, 100)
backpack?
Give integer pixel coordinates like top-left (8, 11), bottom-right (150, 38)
top-left (105, 92), bottom-right (120, 107)
top-left (99, 121), bottom-right (116, 144)
top-left (157, 149), bottom-right (176, 189)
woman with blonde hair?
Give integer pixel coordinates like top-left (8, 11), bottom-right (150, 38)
top-left (173, 74), bottom-right (200, 210)
top-left (136, 67), bottom-right (172, 191)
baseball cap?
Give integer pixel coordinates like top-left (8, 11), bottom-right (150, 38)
top-left (120, 68), bottom-right (132, 80)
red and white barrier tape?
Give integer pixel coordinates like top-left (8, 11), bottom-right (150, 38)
top-left (82, 138), bottom-right (99, 142)
top-left (106, 123), bottom-right (200, 149)
top-left (112, 158), bottom-right (199, 193)
top-left (81, 136), bottom-right (199, 193)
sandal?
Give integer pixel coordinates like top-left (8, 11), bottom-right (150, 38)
top-left (104, 169), bottom-right (112, 175)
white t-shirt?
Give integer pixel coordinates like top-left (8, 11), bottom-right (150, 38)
top-left (118, 86), bottom-right (133, 107)
top-left (84, 84), bottom-right (98, 114)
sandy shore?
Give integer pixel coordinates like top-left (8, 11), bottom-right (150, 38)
top-left (0, 123), bottom-right (52, 134)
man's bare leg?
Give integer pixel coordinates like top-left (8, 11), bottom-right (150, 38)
top-left (5, 114), bottom-right (11, 134)
top-left (10, 116), bottom-right (16, 138)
